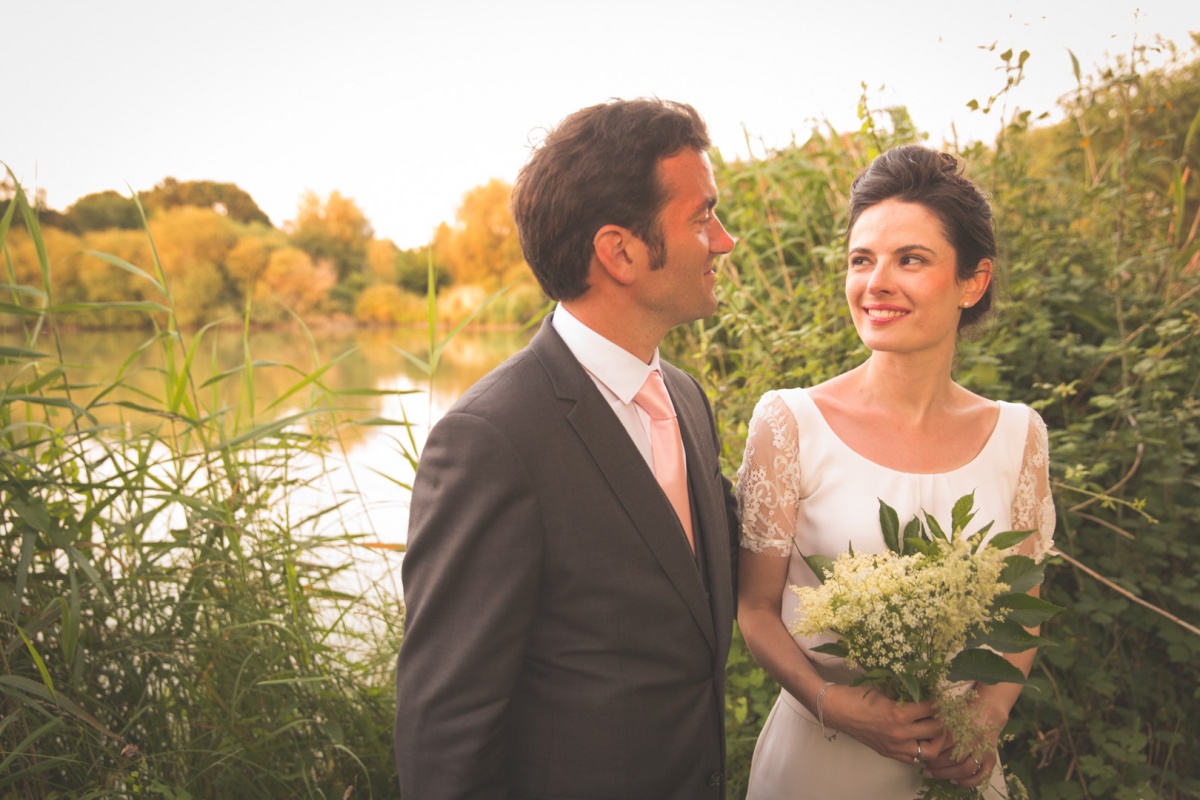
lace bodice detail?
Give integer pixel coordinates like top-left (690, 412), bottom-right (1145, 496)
top-left (736, 391), bottom-right (1055, 561)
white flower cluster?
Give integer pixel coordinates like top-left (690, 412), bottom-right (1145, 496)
top-left (790, 538), bottom-right (1009, 686)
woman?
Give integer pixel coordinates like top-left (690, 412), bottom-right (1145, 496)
top-left (736, 144), bottom-right (1055, 799)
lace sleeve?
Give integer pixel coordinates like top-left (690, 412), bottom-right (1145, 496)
top-left (1011, 407), bottom-right (1055, 561)
top-left (736, 392), bottom-right (801, 558)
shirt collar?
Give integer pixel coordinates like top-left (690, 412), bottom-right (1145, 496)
top-left (552, 303), bottom-right (660, 404)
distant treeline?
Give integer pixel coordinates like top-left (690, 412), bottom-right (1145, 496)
top-left (0, 174), bottom-right (545, 330)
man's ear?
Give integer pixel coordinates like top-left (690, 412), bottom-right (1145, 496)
top-left (593, 224), bottom-right (644, 286)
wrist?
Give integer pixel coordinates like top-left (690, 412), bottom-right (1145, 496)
top-left (815, 681), bottom-right (839, 742)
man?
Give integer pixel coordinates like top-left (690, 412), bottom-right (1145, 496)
top-left (394, 98), bottom-right (739, 799)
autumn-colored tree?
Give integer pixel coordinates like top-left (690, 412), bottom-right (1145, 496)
top-left (287, 190), bottom-right (373, 282)
top-left (73, 229), bottom-right (157, 327)
top-left (143, 205), bottom-right (240, 324)
top-left (225, 236), bottom-right (272, 285)
top-left (366, 238), bottom-right (400, 282)
top-left (354, 283), bottom-right (423, 325)
top-left (434, 179), bottom-right (527, 289)
top-left (148, 206), bottom-right (238, 280)
top-left (256, 245), bottom-right (336, 316)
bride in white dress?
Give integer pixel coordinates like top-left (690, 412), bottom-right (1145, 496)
top-left (736, 145), bottom-right (1056, 800)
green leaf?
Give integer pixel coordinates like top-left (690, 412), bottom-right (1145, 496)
top-left (811, 641), bottom-right (849, 659)
top-left (0, 345), bottom-right (49, 361)
top-left (947, 648), bottom-right (1028, 685)
top-left (78, 250), bottom-right (166, 295)
top-left (999, 555), bottom-right (1046, 595)
top-left (951, 492), bottom-right (977, 534)
top-left (995, 593), bottom-right (1065, 627)
top-left (897, 671), bottom-right (922, 703)
top-left (969, 618), bottom-right (1052, 653)
top-left (879, 499), bottom-right (901, 554)
top-left (924, 511), bottom-right (949, 542)
top-left (905, 538), bottom-right (937, 557)
top-left (15, 627), bottom-right (55, 701)
top-left (986, 528), bottom-right (1035, 551)
top-left (803, 552), bottom-right (835, 584)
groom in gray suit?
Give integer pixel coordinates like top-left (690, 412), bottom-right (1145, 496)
top-left (394, 98), bottom-right (739, 799)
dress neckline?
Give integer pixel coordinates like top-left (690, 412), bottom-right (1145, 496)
top-left (797, 389), bottom-right (1007, 477)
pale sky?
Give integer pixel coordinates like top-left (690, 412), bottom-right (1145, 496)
top-left (5, 0), bottom-right (1196, 249)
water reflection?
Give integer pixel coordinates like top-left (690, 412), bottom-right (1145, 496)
top-left (1, 323), bottom-right (530, 549)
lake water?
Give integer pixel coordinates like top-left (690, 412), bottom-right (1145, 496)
top-left (1, 323), bottom-right (531, 596)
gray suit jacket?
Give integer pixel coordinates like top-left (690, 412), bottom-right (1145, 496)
top-left (394, 315), bottom-right (738, 799)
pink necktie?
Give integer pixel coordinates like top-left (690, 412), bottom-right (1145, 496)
top-left (634, 370), bottom-right (694, 552)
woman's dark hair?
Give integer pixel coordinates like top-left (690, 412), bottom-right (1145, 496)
top-left (847, 144), bottom-right (996, 329)
top-left (511, 98), bottom-right (711, 300)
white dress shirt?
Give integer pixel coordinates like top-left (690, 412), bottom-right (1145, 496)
top-left (552, 303), bottom-right (676, 472)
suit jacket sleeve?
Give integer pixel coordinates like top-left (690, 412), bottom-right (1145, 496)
top-left (394, 409), bottom-right (541, 799)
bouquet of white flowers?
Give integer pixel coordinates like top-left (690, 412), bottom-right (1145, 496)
top-left (790, 492), bottom-right (1061, 800)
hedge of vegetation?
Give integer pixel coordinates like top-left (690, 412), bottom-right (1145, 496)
top-left (669, 40), bottom-right (1200, 800)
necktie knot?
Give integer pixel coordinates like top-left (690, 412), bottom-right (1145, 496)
top-left (634, 371), bottom-right (675, 421)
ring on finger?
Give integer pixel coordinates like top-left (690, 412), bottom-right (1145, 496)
top-left (913, 740), bottom-right (922, 764)
top-left (970, 755), bottom-right (982, 776)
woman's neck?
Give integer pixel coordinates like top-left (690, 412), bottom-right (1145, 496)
top-left (849, 350), bottom-right (960, 422)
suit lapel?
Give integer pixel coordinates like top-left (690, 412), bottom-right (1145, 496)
top-left (530, 319), bottom-right (717, 654)
top-left (664, 365), bottom-right (735, 654)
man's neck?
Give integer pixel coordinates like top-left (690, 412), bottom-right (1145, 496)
top-left (560, 298), bottom-right (662, 364)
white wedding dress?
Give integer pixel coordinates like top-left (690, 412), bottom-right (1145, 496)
top-left (737, 389), bottom-right (1056, 800)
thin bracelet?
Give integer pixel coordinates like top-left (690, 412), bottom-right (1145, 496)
top-left (815, 681), bottom-right (838, 742)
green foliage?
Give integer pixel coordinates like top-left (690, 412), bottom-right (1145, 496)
top-left (1, 185), bottom-right (407, 797)
top-left (394, 245), bottom-right (450, 295)
top-left (677, 42), bottom-right (1200, 799)
top-left (65, 190), bottom-right (145, 233)
top-left (140, 177), bottom-right (272, 226)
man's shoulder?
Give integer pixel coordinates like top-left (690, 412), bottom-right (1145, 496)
top-left (452, 346), bottom-right (545, 413)
top-left (448, 334), bottom-right (580, 425)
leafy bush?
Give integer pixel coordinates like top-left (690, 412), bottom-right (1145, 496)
top-left (669, 41), bottom-right (1200, 799)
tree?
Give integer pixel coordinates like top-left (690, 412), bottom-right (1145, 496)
top-left (354, 283), bottom-right (422, 325)
top-left (66, 190), bottom-right (144, 232)
top-left (140, 177), bottom-right (272, 226)
top-left (287, 190), bottom-right (373, 283)
top-left (0, 178), bottom-right (74, 232)
top-left (434, 179), bottom-right (527, 289)
top-left (394, 245), bottom-right (449, 294)
top-left (225, 236), bottom-right (272, 285)
top-left (256, 246), bottom-right (336, 316)
top-left (366, 238), bottom-right (400, 282)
